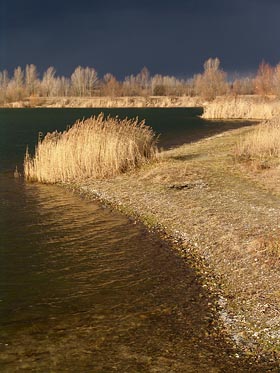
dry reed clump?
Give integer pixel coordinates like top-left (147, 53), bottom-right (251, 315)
top-left (24, 114), bottom-right (158, 183)
top-left (235, 117), bottom-right (280, 168)
top-left (202, 96), bottom-right (279, 120)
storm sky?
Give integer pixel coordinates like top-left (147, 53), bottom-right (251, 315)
top-left (1, 0), bottom-right (279, 78)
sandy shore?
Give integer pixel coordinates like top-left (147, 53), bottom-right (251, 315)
top-left (67, 124), bottom-right (280, 369)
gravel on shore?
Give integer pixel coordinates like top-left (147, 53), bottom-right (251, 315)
top-left (68, 124), bottom-right (280, 369)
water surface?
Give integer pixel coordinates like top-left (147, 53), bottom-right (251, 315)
top-left (0, 109), bottom-right (262, 372)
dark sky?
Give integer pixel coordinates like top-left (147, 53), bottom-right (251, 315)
top-left (1, 0), bottom-right (280, 78)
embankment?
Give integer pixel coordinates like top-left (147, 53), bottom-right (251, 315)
top-left (73, 125), bottom-right (280, 369)
top-left (202, 95), bottom-right (280, 120)
top-left (5, 96), bottom-right (205, 109)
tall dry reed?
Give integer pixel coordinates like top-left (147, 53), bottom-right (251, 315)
top-left (24, 114), bottom-right (158, 183)
top-left (235, 117), bottom-right (280, 167)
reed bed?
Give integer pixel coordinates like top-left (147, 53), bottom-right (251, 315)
top-left (202, 96), bottom-right (279, 120)
top-left (235, 117), bottom-right (280, 167)
top-left (24, 114), bottom-right (158, 183)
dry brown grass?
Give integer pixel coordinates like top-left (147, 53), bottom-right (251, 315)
top-left (235, 117), bottom-right (280, 168)
top-left (202, 95), bottom-right (280, 120)
top-left (24, 114), bottom-right (158, 183)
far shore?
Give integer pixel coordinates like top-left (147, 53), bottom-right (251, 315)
top-left (2, 95), bottom-right (206, 109)
top-left (3, 94), bottom-right (280, 120)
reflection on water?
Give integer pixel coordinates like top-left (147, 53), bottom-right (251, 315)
top-left (0, 175), bottom-right (262, 372)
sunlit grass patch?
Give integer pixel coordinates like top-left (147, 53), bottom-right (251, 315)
top-left (235, 117), bottom-right (280, 169)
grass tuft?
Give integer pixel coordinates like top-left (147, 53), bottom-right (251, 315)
top-left (24, 113), bottom-right (158, 183)
top-left (235, 117), bottom-right (280, 169)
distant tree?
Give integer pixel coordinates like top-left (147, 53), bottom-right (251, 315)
top-left (151, 74), bottom-right (187, 96)
top-left (84, 67), bottom-right (99, 96)
top-left (153, 84), bottom-right (166, 96)
top-left (101, 73), bottom-right (121, 96)
top-left (194, 57), bottom-right (228, 100)
top-left (254, 61), bottom-right (274, 96)
top-left (232, 77), bottom-right (254, 95)
top-left (0, 70), bottom-right (9, 90)
top-left (71, 66), bottom-right (98, 96)
top-left (6, 67), bottom-right (26, 101)
top-left (183, 78), bottom-right (196, 96)
top-left (136, 67), bottom-right (151, 95)
top-left (71, 66), bottom-right (84, 96)
top-left (57, 76), bottom-right (71, 96)
top-left (123, 75), bottom-right (139, 96)
top-left (41, 67), bottom-right (57, 96)
top-left (273, 64), bottom-right (280, 97)
top-left (25, 64), bottom-right (39, 96)
top-left (151, 74), bottom-right (164, 95)
top-left (0, 70), bottom-right (9, 102)
top-left (14, 67), bottom-right (24, 90)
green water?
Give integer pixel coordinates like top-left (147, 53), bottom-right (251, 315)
top-left (0, 109), bottom-right (269, 372)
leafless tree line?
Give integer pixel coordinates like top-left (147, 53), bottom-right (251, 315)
top-left (1, 59), bottom-right (280, 103)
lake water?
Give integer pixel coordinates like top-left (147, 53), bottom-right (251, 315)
top-left (0, 109), bottom-right (262, 372)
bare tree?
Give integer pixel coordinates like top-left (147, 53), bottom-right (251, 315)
top-left (0, 70), bottom-right (9, 102)
top-left (232, 77), bottom-right (254, 95)
top-left (194, 58), bottom-right (228, 100)
top-left (57, 76), bottom-right (71, 97)
top-left (273, 64), bottom-right (280, 97)
top-left (25, 64), bottom-right (39, 96)
top-left (84, 67), bottom-right (98, 96)
top-left (14, 67), bottom-right (24, 90)
top-left (254, 61), bottom-right (274, 96)
top-left (136, 67), bottom-right (151, 95)
top-left (6, 67), bottom-right (26, 101)
top-left (0, 70), bottom-right (9, 90)
top-left (123, 75), bottom-right (139, 96)
top-left (101, 73), bottom-right (121, 96)
top-left (41, 67), bottom-right (57, 97)
top-left (71, 66), bottom-right (84, 96)
top-left (71, 66), bottom-right (98, 96)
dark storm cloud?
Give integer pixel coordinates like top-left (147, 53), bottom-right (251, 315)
top-left (1, 0), bottom-right (280, 78)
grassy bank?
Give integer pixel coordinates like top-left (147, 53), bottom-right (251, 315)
top-left (71, 125), bottom-right (280, 368)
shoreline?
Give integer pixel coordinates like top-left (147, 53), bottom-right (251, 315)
top-left (64, 125), bottom-right (280, 369)
top-left (3, 94), bottom-right (280, 120)
top-left (2, 96), bottom-right (206, 109)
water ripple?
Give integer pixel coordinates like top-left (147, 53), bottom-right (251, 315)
top-left (0, 176), bottom-right (258, 372)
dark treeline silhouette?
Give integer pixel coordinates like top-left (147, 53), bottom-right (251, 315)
top-left (1, 58), bottom-right (280, 103)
